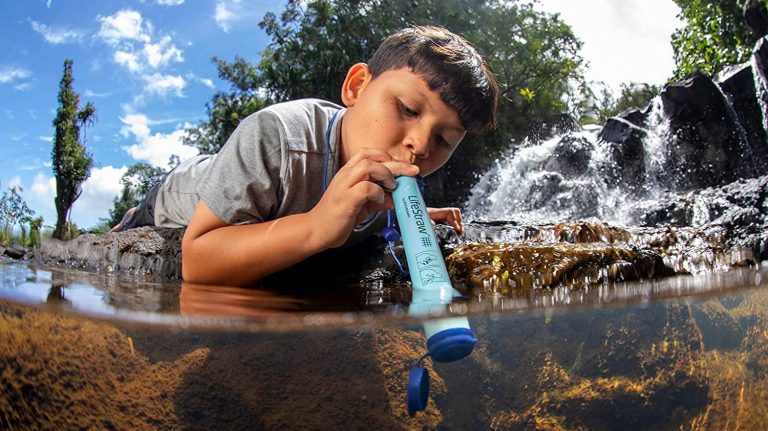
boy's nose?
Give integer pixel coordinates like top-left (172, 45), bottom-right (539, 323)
top-left (403, 133), bottom-right (430, 160)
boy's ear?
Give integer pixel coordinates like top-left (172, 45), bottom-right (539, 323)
top-left (341, 63), bottom-right (372, 107)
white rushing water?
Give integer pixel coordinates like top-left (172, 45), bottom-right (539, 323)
top-left (465, 98), bottom-right (675, 226)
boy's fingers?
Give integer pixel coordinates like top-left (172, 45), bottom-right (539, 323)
top-left (351, 180), bottom-right (386, 205)
top-left (381, 160), bottom-right (420, 178)
top-left (337, 158), bottom-right (417, 192)
top-left (345, 147), bottom-right (419, 177)
top-left (346, 147), bottom-right (394, 164)
top-left (343, 159), bottom-right (399, 191)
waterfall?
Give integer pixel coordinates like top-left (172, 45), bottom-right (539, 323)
top-left (465, 100), bottom-right (676, 226)
top-left (467, 37), bottom-right (768, 227)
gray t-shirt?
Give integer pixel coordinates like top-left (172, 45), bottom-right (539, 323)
top-left (154, 98), bottom-right (385, 245)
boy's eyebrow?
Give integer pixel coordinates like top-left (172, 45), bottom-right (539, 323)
top-left (411, 89), bottom-right (466, 135)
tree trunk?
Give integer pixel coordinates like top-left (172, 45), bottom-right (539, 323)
top-left (53, 179), bottom-right (70, 240)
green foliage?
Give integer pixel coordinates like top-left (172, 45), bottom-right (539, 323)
top-left (27, 217), bottom-right (44, 248)
top-left (51, 59), bottom-right (96, 240)
top-left (0, 186), bottom-right (35, 247)
top-left (671, 0), bottom-right (762, 81)
top-left (183, 57), bottom-right (271, 154)
top-left (186, 0), bottom-right (587, 204)
top-left (580, 82), bottom-right (661, 124)
top-left (256, 0), bottom-right (585, 138)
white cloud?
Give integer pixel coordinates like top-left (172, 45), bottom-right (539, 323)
top-left (38, 136), bottom-right (53, 142)
top-left (214, 0), bottom-right (270, 33)
top-left (29, 171), bottom-right (56, 218)
top-left (29, 19), bottom-right (84, 44)
top-left (185, 73), bottom-right (215, 89)
top-left (214, 0), bottom-right (256, 33)
top-left (214, 2), bottom-right (236, 32)
top-left (8, 176), bottom-right (23, 189)
top-left (14, 82), bottom-right (33, 91)
top-left (143, 73), bottom-right (186, 98)
top-left (96, 9), bottom-right (184, 89)
top-left (119, 113), bottom-right (151, 139)
top-left (140, 0), bottom-right (185, 4)
top-left (74, 165), bottom-right (128, 212)
top-left (30, 174), bottom-right (54, 197)
top-left (20, 167), bottom-right (129, 229)
top-left (97, 9), bottom-right (151, 45)
top-left (114, 50), bottom-right (142, 73)
top-left (120, 113), bottom-right (199, 168)
top-left (0, 67), bottom-right (31, 84)
top-left (144, 36), bottom-right (183, 69)
top-left (83, 89), bottom-right (113, 98)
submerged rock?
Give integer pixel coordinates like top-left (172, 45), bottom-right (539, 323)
top-left (446, 241), bottom-right (672, 293)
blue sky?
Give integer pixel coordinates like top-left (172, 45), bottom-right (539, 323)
top-left (0, 0), bottom-right (681, 230)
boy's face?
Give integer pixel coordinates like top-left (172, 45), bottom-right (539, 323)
top-left (340, 65), bottom-right (466, 177)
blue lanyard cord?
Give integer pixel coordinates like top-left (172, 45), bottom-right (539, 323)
top-left (322, 109), bottom-right (408, 277)
top-left (387, 209), bottom-right (408, 276)
top-left (322, 110), bottom-right (340, 193)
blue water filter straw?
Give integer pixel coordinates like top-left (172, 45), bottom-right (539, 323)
top-left (390, 176), bottom-right (478, 417)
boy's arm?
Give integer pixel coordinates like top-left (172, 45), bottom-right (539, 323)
top-left (182, 148), bottom-right (419, 286)
top-left (181, 202), bottom-right (326, 286)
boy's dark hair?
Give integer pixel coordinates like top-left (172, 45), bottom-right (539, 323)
top-left (368, 25), bottom-right (498, 132)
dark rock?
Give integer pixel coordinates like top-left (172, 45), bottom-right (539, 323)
top-left (527, 113), bottom-right (581, 144)
top-left (2, 245), bottom-right (27, 260)
top-left (542, 135), bottom-right (594, 177)
top-left (744, 0), bottom-right (768, 38)
top-left (718, 63), bottom-right (768, 171)
top-left (633, 175), bottom-right (768, 261)
top-left (754, 36), bottom-right (768, 124)
top-left (34, 227), bottom-right (184, 279)
top-left (660, 72), bottom-right (759, 191)
top-left (597, 116), bottom-right (648, 194)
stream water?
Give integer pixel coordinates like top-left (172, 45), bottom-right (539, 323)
top-left (1, 257), bottom-right (768, 430)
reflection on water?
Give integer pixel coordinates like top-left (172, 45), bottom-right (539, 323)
top-left (179, 283), bottom-right (304, 318)
top-left (1, 258), bottom-right (766, 329)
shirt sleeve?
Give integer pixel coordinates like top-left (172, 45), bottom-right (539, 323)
top-left (198, 109), bottom-right (285, 224)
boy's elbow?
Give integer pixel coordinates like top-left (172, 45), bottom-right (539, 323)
top-left (181, 231), bottom-right (205, 283)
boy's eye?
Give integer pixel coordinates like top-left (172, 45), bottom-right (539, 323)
top-left (436, 136), bottom-right (451, 148)
top-left (398, 101), bottom-right (418, 118)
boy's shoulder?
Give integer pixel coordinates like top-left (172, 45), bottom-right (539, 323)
top-left (234, 98), bottom-right (343, 153)
top-left (255, 98), bottom-right (342, 124)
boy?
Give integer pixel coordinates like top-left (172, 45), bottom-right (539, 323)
top-left (113, 25), bottom-right (498, 286)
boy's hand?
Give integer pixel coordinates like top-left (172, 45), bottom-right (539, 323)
top-left (427, 207), bottom-right (464, 235)
top-left (310, 147), bottom-right (419, 249)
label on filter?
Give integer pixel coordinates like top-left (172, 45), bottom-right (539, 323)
top-left (416, 251), bottom-right (446, 285)
top-left (405, 195), bottom-right (429, 235)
